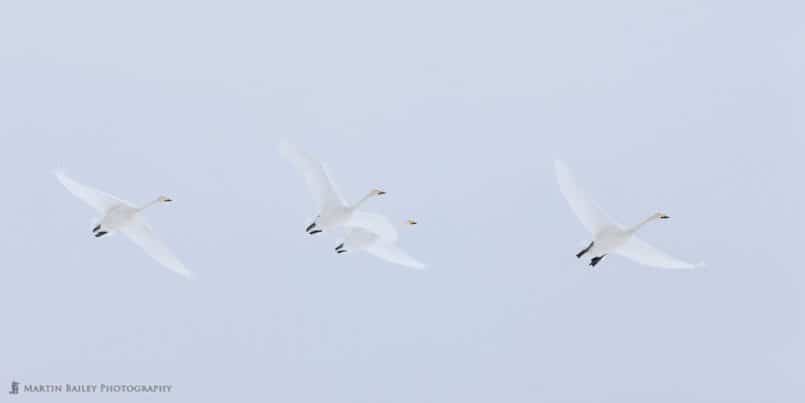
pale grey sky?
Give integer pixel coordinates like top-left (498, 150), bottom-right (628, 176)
top-left (1, 1), bottom-right (804, 402)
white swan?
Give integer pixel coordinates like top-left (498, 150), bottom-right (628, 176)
top-left (54, 171), bottom-right (194, 279)
top-left (335, 218), bottom-right (426, 270)
top-left (554, 159), bottom-right (703, 269)
top-left (279, 140), bottom-right (388, 235)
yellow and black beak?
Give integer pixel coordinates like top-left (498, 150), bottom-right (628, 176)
top-left (660, 214), bottom-right (670, 219)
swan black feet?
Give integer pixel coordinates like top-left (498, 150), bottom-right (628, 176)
top-left (306, 215), bottom-right (322, 235)
top-left (335, 243), bottom-right (347, 254)
top-left (92, 225), bottom-right (108, 238)
top-left (306, 222), bottom-right (323, 235)
top-left (589, 255), bottom-right (606, 267)
top-left (577, 242), bottom-right (593, 258)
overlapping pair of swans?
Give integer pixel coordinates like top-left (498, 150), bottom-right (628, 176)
top-left (280, 140), bottom-right (426, 270)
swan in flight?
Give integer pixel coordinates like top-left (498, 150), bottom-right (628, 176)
top-left (554, 159), bottom-right (703, 269)
top-left (279, 139), bottom-right (387, 235)
top-left (335, 218), bottom-right (426, 270)
top-left (54, 171), bottom-right (194, 279)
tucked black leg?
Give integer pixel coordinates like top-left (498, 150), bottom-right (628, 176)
top-left (93, 225), bottom-right (101, 233)
top-left (337, 249), bottom-right (348, 254)
top-left (335, 243), bottom-right (344, 251)
top-left (95, 231), bottom-right (109, 238)
top-left (590, 255), bottom-right (606, 267)
top-left (306, 223), bottom-right (316, 232)
top-left (576, 242), bottom-right (594, 258)
top-left (309, 230), bottom-right (323, 235)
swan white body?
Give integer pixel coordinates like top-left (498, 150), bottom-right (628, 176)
top-left (280, 140), bottom-right (387, 234)
top-left (54, 171), bottom-right (193, 279)
top-left (554, 159), bottom-right (703, 269)
top-left (336, 217), bottom-right (426, 270)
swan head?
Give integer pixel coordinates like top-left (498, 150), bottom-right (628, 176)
top-left (372, 189), bottom-right (387, 196)
top-left (158, 196), bottom-right (173, 203)
top-left (407, 219), bottom-right (418, 226)
top-left (656, 212), bottom-right (670, 220)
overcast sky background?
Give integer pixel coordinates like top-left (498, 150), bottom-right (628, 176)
top-left (1, 1), bottom-right (804, 402)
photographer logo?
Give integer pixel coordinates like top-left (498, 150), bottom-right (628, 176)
top-left (9, 381), bottom-right (20, 395)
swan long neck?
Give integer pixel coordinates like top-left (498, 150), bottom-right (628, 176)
top-left (137, 198), bottom-right (163, 212)
top-left (350, 191), bottom-right (377, 211)
top-left (626, 215), bottom-right (660, 234)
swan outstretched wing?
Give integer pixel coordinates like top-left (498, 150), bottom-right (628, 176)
top-left (345, 211), bottom-right (399, 242)
top-left (617, 236), bottom-right (703, 269)
top-left (54, 170), bottom-right (130, 213)
top-left (279, 140), bottom-right (346, 211)
top-left (343, 227), bottom-right (380, 247)
top-left (120, 217), bottom-right (194, 279)
top-left (366, 242), bottom-right (426, 270)
top-left (554, 159), bottom-right (617, 234)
